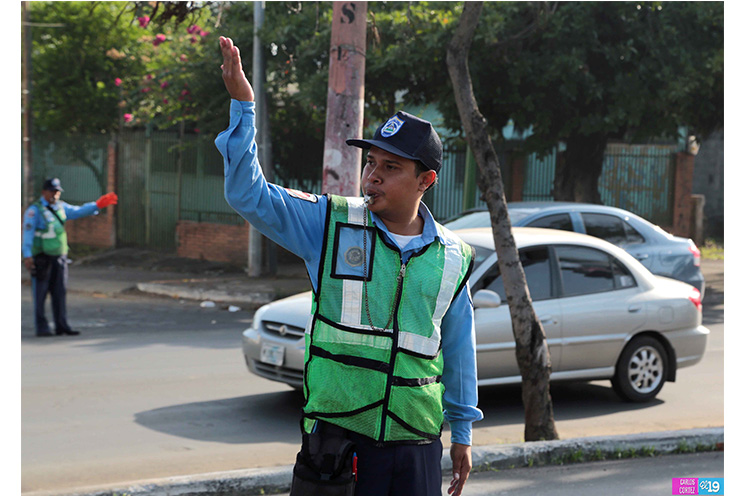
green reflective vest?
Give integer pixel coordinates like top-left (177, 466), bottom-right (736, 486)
top-left (32, 201), bottom-right (68, 256)
top-left (302, 195), bottom-right (473, 444)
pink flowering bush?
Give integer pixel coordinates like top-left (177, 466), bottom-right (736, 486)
top-left (152, 34), bottom-right (166, 47)
top-left (118, 14), bottom-right (211, 132)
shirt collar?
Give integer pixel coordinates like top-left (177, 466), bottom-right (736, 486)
top-left (370, 201), bottom-right (444, 253)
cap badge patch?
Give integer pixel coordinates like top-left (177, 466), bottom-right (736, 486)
top-left (380, 116), bottom-right (405, 138)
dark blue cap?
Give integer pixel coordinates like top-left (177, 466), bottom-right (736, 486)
top-left (346, 111), bottom-right (443, 173)
top-left (42, 178), bottom-right (63, 192)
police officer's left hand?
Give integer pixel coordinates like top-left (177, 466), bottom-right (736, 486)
top-left (24, 257), bottom-right (34, 272)
top-left (448, 443), bottom-right (472, 496)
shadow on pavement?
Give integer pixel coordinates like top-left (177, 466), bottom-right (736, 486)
top-left (134, 390), bottom-right (305, 445)
top-left (133, 381), bottom-right (660, 445)
top-left (476, 381), bottom-right (662, 429)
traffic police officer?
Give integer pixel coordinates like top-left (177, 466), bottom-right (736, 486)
top-left (218, 37), bottom-right (482, 496)
top-left (22, 178), bottom-right (118, 337)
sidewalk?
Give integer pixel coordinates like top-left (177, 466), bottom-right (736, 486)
top-left (21, 249), bottom-right (724, 310)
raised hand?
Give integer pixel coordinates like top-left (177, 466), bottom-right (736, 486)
top-left (219, 36), bottom-right (254, 102)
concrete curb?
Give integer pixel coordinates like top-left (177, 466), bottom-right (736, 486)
top-left (24, 427), bottom-right (722, 496)
top-left (135, 281), bottom-right (275, 308)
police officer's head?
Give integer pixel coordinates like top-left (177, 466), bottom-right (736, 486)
top-left (42, 178), bottom-right (63, 203)
top-left (346, 112), bottom-right (441, 215)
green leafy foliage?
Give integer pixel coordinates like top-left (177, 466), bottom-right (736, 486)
top-left (30, 2), bottom-right (145, 134)
top-left (451, 2), bottom-right (723, 150)
top-left (29, 1), bottom-right (722, 198)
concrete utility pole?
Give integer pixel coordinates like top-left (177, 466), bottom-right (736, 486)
top-left (247, 1), bottom-right (267, 277)
top-left (22, 1), bottom-right (33, 208)
top-left (322, 2), bottom-right (367, 196)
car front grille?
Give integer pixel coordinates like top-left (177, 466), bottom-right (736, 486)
top-left (250, 359), bottom-right (304, 385)
top-left (262, 320), bottom-right (305, 339)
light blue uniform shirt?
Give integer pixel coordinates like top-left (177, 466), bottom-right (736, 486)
top-left (22, 197), bottom-right (100, 258)
top-left (216, 100), bottom-right (483, 445)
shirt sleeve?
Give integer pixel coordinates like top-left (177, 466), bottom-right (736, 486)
top-left (63, 201), bottom-right (100, 220)
top-left (441, 282), bottom-right (484, 446)
top-left (215, 99), bottom-right (326, 287)
top-left (22, 206), bottom-right (39, 258)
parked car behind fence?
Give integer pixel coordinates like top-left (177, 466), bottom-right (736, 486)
top-left (443, 202), bottom-right (704, 296)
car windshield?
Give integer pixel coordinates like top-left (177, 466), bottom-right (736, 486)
top-left (471, 244), bottom-right (495, 271)
top-left (444, 208), bottom-right (536, 230)
top-left (444, 211), bottom-right (490, 230)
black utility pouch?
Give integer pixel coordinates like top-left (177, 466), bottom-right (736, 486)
top-left (32, 254), bottom-right (52, 280)
top-left (289, 423), bottom-right (356, 496)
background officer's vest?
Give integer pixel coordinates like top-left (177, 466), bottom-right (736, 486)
top-left (302, 195), bottom-right (473, 445)
top-left (32, 201), bottom-right (68, 256)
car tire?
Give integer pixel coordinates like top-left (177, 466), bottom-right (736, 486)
top-left (611, 336), bottom-right (668, 402)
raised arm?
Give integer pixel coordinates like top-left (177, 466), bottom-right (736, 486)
top-left (216, 37), bottom-right (327, 286)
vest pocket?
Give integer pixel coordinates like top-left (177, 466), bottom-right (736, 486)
top-left (304, 355), bottom-right (387, 418)
top-left (313, 317), bottom-right (393, 353)
top-left (387, 381), bottom-right (444, 439)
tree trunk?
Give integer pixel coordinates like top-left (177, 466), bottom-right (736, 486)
top-left (553, 133), bottom-right (608, 203)
top-left (447, 1), bottom-right (558, 441)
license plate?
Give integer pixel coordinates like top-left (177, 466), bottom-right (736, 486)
top-left (260, 343), bottom-right (285, 366)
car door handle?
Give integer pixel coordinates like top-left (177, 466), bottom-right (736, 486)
top-left (628, 304), bottom-right (642, 313)
top-left (633, 253), bottom-right (649, 260)
top-left (539, 315), bottom-right (555, 324)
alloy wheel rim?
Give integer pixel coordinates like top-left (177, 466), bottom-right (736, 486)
top-left (627, 345), bottom-right (664, 394)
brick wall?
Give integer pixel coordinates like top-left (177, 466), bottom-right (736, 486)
top-left (66, 141), bottom-right (117, 249)
top-left (176, 220), bottom-right (250, 264)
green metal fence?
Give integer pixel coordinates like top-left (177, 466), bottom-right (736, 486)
top-left (599, 143), bottom-right (676, 226)
top-left (27, 130), bottom-right (680, 252)
top-left (31, 132), bottom-right (109, 204)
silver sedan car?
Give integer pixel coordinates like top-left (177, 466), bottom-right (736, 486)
top-left (242, 227), bottom-right (708, 402)
top-left (444, 202), bottom-right (705, 296)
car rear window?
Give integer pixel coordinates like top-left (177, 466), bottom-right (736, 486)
top-left (582, 213), bottom-right (645, 245)
top-left (555, 246), bottom-right (636, 296)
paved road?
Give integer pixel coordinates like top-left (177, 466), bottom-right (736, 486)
top-left (20, 259), bottom-right (724, 494)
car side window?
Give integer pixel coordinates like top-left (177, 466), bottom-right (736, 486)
top-left (581, 213), bottom-right (646, 246)
top-left (527, 214), bottom-right (573, 232)
top-left (479, 247), bottom-right (553, 302)
top-left (611, 257), bottom-right (637, 289)
top-left (623, 222), bottom-right (645, 245)
top-left (582, 213), bottom-right (627, 244)
top-left (555, 246), bottom-right (615, 296)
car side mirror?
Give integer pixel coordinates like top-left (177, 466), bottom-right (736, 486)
top-left (473, 289), bottom-right (502, 309)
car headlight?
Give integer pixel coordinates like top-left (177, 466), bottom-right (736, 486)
top-left (251, 304), bottom-right (270, 331)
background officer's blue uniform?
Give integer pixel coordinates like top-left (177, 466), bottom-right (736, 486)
top-left (22, 183), bottom-right (100, 336)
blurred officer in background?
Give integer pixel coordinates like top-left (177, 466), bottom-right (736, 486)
top-left (22, 178), bottom-right (118, 337)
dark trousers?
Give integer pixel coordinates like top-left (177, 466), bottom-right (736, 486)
top-left (32, 254), bottom-right (71, 335)
top-left (347, 430), bottom-right (443, 496)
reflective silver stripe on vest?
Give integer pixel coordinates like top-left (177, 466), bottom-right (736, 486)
top-left (340, 197), bottom-right (366, 326)
top-left (398, 240), bottom-right (462, 356)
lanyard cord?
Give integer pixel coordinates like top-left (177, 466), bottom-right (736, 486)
top-left (362, 203), bottom-right (404, 332)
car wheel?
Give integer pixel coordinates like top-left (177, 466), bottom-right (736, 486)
top-left (611, 336), bottom-right (668, 402)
